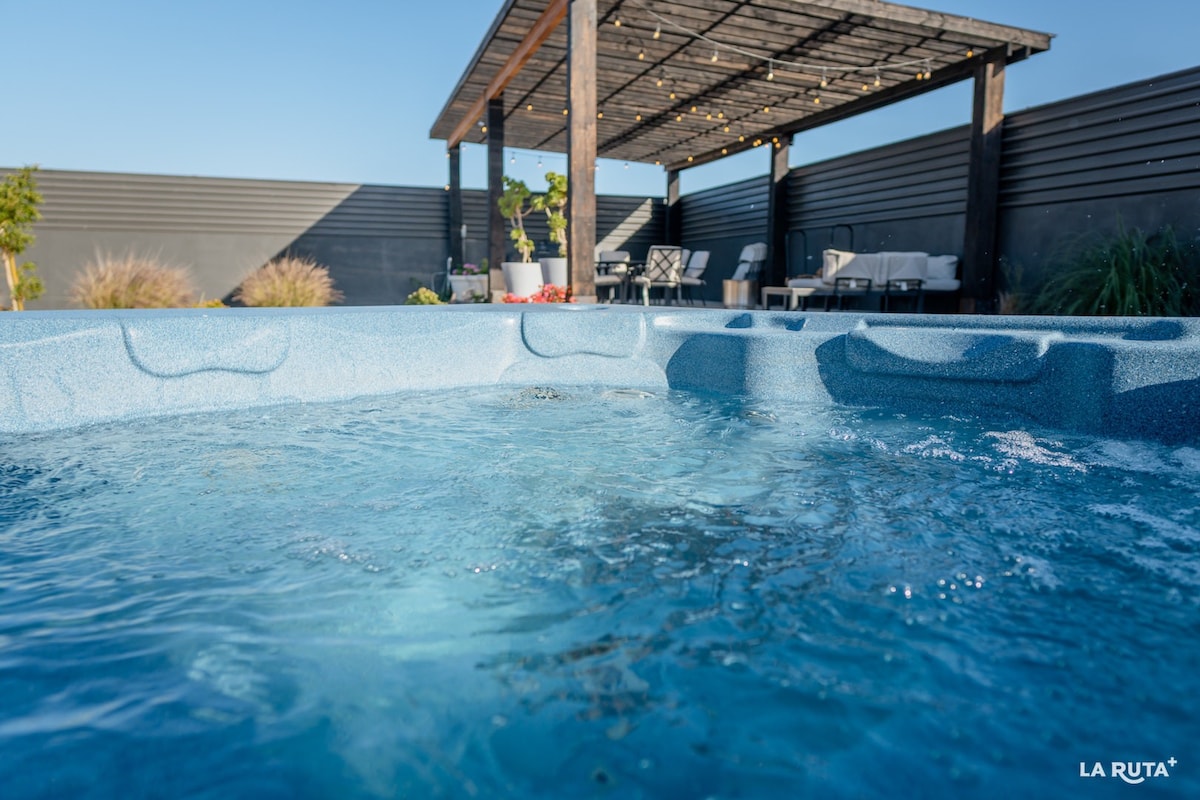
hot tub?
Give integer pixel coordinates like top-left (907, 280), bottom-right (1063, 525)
top-left (1, 306), bottom-right (1196, 798)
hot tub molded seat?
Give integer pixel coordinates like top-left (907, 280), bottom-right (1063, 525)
top-left (2, 306), bottom-right (1198, 442)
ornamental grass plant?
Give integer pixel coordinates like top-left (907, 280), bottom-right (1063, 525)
top-left (70, 252), bottom-right (196, 308)
top-left (1030, 224), bottom-right (1200, 316)
top-left (234, 256), bottom-right (342, 307)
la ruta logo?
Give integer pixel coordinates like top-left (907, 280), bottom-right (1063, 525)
top-left (1079, 758), bottom-right (1176, 785)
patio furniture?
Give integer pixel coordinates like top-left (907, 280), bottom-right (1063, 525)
top-left (680, 250), bottom-right (710, 304)
top-left (595, 250), bottom-right (632, 303)
top-left (632, 246), bottom-right (684, 305)
top-left (722, 242), bottom-right (768, 308)
top-left (762, 250), bottom-right (960, 311)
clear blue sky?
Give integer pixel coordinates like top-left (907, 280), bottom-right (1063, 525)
top-left (7, 0), bottom-right (1199, 197)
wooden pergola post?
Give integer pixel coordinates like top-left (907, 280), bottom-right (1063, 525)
top-left (962, 51), bottom-right (1006, 312)
top-left (447, 144), bottom-right (463, 271)
top-left (665, 169), bottom-right (682, 246)
top-left (766, 138), bottom-right (791, 288)
top-left (487, 94), bottom-right (506, 281)
top-left (566, 0), bottom-right (597, 301)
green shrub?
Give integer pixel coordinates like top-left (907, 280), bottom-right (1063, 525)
top-left (71, 253), bottom-right (196, 308)
top-left (405, 287), bottom-right (445, 305)
top-left (1030, 224), bottom-right (1200, 316)
top-left (234, 256), bottom-right (342, 307)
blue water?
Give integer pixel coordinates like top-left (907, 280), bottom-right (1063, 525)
top-left (1, 387), bottom-right (1197, 799)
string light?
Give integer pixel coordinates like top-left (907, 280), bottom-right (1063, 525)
top-left (723, 125), bottom-right (730, 133)
top-left (862, 81), bottom-right (870, 91)
top-left (638, 49), bottom-right (645, 60)
top-left (690, 105), bottom-right (697, 113)
top-left (706, 112), bottom-right (712, 120)
top-left (635, 112), bottom-right (642, 121)
top-left (481, 125), bottom-right (487, 133)
top-left (510, 154), bottom-right (516, 164)
top-left (624, 162), bottom-right (630, 169)
top-left (537, 158), bottom-right (543, 168)
top-left (687, 155), bottom-right (694, 162)
top-left (597, 110), bottom-right (604, 119)
top-left (967, 48), bottom-right (974, 58)
top-left (675, 114), bottom-right (683, 121)
top-left (721, 148), bottom-right (727, 155)
top-left (814, 94), bottom-right (821, 104)
top-left (613, 17), bottom-right (621, 27)
top-left (738, 135), bottom-right (745, 142)
top-left (717, 111), bottom-right (724, 119)
top-left (629, 3), bottom-right (955, 94)
top-left (669, 91), bottom-right (676, 99)
top-left (762, 106), bottom-right (770, 113)
top-left (562, 108), bottom-right (568, 115)
top-left (526, 103), bottom-right (533, 111)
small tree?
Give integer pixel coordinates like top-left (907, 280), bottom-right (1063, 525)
top-left (497, 176), bottom-right (534, 262)
top-left (531, 171), bottom-right (568, 258)
top-left (0, 166), bottom-right (45, 310)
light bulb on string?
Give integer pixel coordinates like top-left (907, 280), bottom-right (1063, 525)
top-left (638, 49), bottom-right (645, 61)
top-left (767, 59), bottom-right (775, 81)
top-left (613, 17), bottom-right (620, 27)
top-left (820, 68), bottom-right (828, 88)
top-left (711, 50), bottom-right (718, 63)
top-left (653, 23), bottom-right (661, 40)
top-left (875, 69), bottom-right (882, 87)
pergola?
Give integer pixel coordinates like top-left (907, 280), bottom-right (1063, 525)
top-left (430, 0), bottom-right (1052, 307)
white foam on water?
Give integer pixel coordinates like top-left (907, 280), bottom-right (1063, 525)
top-left (983, 431), bottom-right (1087, 472)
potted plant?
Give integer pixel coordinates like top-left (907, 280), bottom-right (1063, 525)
top-left (448, 258), bottom-right (489, 303)
top-left (498, 176), bottom-right (542, 298)
top-left (532, 171), bottom-right (568, 287)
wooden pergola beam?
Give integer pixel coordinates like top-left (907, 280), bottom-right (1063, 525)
top-left (487, 95), bottom-right (506, 274)
top-left (961, 50), bottom-right (1006, 311)
top-left (567, 0), bottom-right (597, 300)
top-left (445, 0), bottom-right (567, 149)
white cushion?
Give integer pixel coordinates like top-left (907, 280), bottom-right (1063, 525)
top-left (923, 278), bottom-right (961, 292)
top-left (880, 251), bottom-right (929, 281)
top-left (926, 255), bottom-right (959, 280)
top-left (786, 277), bottom-right (825, 289)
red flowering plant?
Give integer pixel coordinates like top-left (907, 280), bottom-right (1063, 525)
top-left (502, 284), bottom-right (574, 303)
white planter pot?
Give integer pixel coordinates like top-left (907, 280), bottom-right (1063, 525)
top-left (448, 274), bottom-right (488, 303)
top-left (502, 261), bottom-right (543, 298)
top-left (539, 257), bottom-right (568, 288)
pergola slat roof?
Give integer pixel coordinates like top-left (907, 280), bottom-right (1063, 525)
top-left (430, 0), bottom-right (1052, 170)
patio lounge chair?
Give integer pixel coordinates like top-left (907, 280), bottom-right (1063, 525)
top-left (595, 250), bottom-right (631, 303)
top-left (632, 245), bottom-right (684, 305)
top-left (680, 250), bottom-right (710, 304)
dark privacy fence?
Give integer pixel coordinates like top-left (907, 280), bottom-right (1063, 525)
top-left (20, 172), bottom-right (664, 308)
top-left (680, 65), bottom-right (1200, 301)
